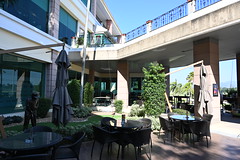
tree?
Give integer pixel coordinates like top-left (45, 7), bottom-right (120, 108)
top-left (83, 82), bottom-right (94, 107)
top-left (142, 62), bottom-right (166, 116)
top-left (67, 79), bottom-right (80, 107)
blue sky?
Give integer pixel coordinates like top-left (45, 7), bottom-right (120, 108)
top-left (104, 0), bottom-right (237, 87)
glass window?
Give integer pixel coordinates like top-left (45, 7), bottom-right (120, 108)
top-left (2, 0), bottom-right (49, 33)
top-left (0, 54), bottom-right (45, 114)
top-left (59, 7), bottom-right (77, 45)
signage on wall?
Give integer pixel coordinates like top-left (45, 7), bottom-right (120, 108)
top-left (213, 84), bottom-right (218, 97)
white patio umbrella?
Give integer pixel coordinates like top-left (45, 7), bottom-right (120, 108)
top-left (52, 48), bottom-right (73, 126)
top-left (198, 64), bottom-right (212, 116)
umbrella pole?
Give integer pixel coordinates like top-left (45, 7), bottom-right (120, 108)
top-left (79, 0), bottom-right (91, 108)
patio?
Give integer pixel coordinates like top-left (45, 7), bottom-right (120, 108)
top-left (78, 131), bottom-right (240, 160)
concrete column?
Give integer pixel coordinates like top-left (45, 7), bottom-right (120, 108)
top-left (236, 53), bottom-right (240, 106)
top-left (146, 20), bottom-right (152, 33)
top-left (106, 19), bottom-right (113, 35)
top-left (90, 0), bottom-right (97, 17)
top-left (48, 0), bottom-right (60, 38)
top-left (89, 69), bottom-right (95, 84)
top-left (193, 37), bottom-right (220, 123)
top-left (45, 50), bottom-right (58, 99)
top-left (117, 61), bottom-right (129, 107)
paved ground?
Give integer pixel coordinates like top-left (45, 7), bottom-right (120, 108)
top-left (75, 111), bottom-right (240, 160)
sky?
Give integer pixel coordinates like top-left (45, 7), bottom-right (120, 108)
top-left (104, 0), bottom-right (237, 87)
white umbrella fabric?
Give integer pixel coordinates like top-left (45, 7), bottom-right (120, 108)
top-left (198, 64), bottom-right (212, 116)
top-left (52, 49), bottom-right (73, 126)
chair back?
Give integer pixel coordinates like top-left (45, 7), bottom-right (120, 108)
top-left (69, 131), bottom-right (86, 156)
top-left (92, 125), bottom-right (118, 144)
top-left (203, 114), bottom-right (213, 122)
top-left (129, 128), bottom-right (152, 147)
top-left (189, 120), bottom-right (209, 136)
top-left (139, 118), bottom-right (152, 128)
top-left (101, 117), bottom-right (116, 127)
top-left (24, 125), bottom-right (52, 133)
top-left (159, 116), bottom-right (171, 131)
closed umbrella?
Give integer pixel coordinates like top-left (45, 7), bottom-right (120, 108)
top-left (52, 48), bottom-right (73, 126)
top-left (198, 64), bottom-right (212, 116)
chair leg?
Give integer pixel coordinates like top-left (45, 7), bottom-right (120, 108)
top-left (99, 144), bottom-right (104, 160)
top-left (91, 140), bottom-right (96, 158)
top-left (117, 145), bottom-right (120, 159)
top-left (206, 136), bottom-right (208, 148)
top-left (134, 147), bottom-right (138, 160)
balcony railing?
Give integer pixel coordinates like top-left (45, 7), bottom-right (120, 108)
top-left (152, 3), bottom-right (188, 31)
top-left (195, 0), bottom-right (221, 11)
top-left (124, 0), bottom-right (222, 43)
top-left (126, 24), bottom-right (147, 42)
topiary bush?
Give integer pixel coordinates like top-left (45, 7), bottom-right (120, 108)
top-left (84, 82), bottom-right (94, 107)
top-left (72, 107), bottom-right (92, 118)
top-left (114, 100), bottom-right (123, 113)
top-left (67, 79), bottom-right (80, 107)
top-left (142, 62), bottom-right (166, 116)
top-left (37, 98), bottom-right (51, 118)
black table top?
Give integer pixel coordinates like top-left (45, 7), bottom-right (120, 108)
top-left (0, 132), bottom-right (62, 152)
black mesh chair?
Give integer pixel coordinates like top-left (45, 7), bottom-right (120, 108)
top-left (100, 117), bottom-right (117, 131)
top-left (139, 118), bottom-right (152, 129)
top-left (5, 152), bottom-right (52, 160)
top-left (202, 114), bottom-right (213, 139)
top-left (91, 126), bottom-right (118, 160)
top-left (159, 116), bottom-right (174, 143)
top-left (189, 120), bottom-right (210, 147)
top-left (129, 128), bottom-right (152, 160)
top-left (53, 131), bottom-right (85, 160)
top-left (24, 125), bottom-right (52, 133)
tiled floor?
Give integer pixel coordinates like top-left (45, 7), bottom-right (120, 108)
top-left (77, 131), bottom-right (240, 160)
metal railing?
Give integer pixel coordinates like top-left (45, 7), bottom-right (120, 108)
top-left (195, 0), bottom-right (221, 11)
top-left (124, 0), bottom-right (222, 43)
top-left (152, 3), bottom-right (188, 31)
top-left (125, 24), bottom-right (147, 42)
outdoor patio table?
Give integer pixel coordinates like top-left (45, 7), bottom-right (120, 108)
top-left (170, 114), bottom-right (196, 121)
top-left (0, 132), bottom-right (62, 153)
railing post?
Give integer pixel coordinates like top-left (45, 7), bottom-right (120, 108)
top-left (121, 34), bottom-right (126, 44)
top-left (146, 20), bottom-right (152, 33)
top-left (187, 0), bottom-right (196, 14)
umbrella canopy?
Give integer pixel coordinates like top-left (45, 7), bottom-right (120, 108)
top-left (52, 49), bottom-right (73, 126)
top-left (198, 64), bottom-right (212, 116)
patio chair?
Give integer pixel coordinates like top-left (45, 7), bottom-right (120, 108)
top-left (91, 125), bottom-right (119, 160)
top-left (159, 116), bottom-right (174, 143)
top-left (100, 117), bottom-right (117, 131)
top-left (5, 151), bottom-right (52, 160)
top-left (139, 118), bottom-right (152, 129)
top-left (202, 114), bottom-right (213, 139)
top-left (129, 128), bottom-right (152, 160)
top-left (53, 131), bottom-right (85, 160)
top-left (24, 125), bottom-right (52, 133)
top-left (189, 120), bottom-right (210, 147)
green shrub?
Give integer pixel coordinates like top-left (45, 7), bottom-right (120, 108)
top-left (142, 63), bottom-right (166, 116)
top-left (172, 108), bottom-right (190, 115)
top-left (67, 79), bottom-right (80, 107)
top-left (114, 100), bottom-right (123, 113)
top-left (84, 82), bottom-right (94, 107)
top-left (129, 102), bottom-right (145, 117)
top-left (72, 107), bottom-right (92, 118)
top-left (37, 98), bottom-right (51, 118)
top-left (2, 116), bottom-right (23, 125)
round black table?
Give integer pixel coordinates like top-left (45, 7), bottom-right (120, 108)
top-left (0, 132), bottom-right (62, 152)
top-left (170, 114), bottom-right (196, 121)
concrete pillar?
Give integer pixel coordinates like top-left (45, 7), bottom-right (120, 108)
top-left (236, 53), bottom-right (240, 106)
top-left (91, 0), bottom-right (97, 17)
top-left (193, 37), bottom-right (220, 123)
top-left (106, 19), bottom-right (113, 35)
top-left (89, 69), bottom-right (95, 84)
top-left (146, 20), bottom-right (152, 33)
top-left (48, 0), bottom-right (60, 38)
top-left (121, 34), bottom-right (126, 44)
top-left (45, 50), bottom-right (58, 99)
top-left (117, 61), bottom-right (129, 107)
